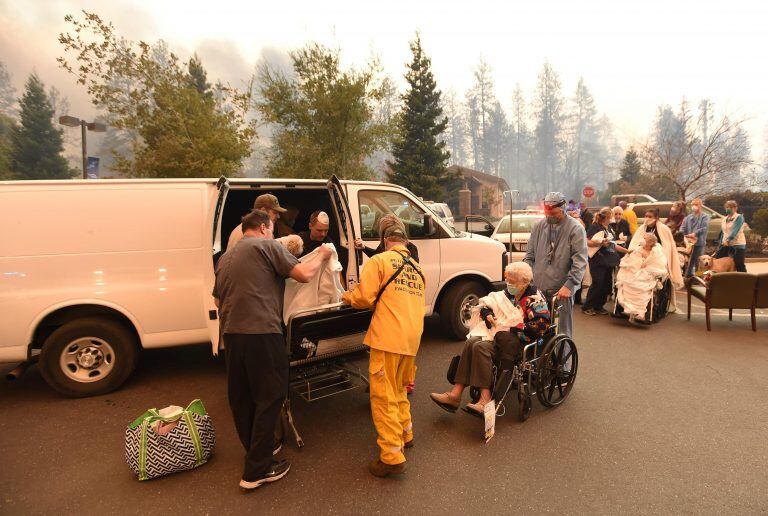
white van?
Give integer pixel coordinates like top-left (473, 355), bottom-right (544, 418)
top-left (0, 176), bottom-right (506, 396)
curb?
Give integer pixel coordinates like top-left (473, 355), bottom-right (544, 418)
top-left (746, 257), bottom-right (768, 263)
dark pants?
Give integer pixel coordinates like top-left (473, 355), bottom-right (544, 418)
top-left (714, 246), bottom-right (747, 272)
top-left (454, 332), bottom-right (523, 388)
top-left (224, 333), bottom-right (288, 481)
top-left (685, 246), bottom-right (705, 277)
top-left (583, 263), bottom-right (613, 311)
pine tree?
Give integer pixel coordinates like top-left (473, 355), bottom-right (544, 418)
top-left (532, 61), bottom-right (565, 193)
top-left (386, 34), bottom-right (452, 201)
top-left (0, 113), bottom-right (15, 179)
top-left (10, 74), bottom-right (73, 179)
top-left (619, 147), bottom-right (641, 184)
top-left (187, 54), bottom-right (212, 99)
top-left (0, 61), bottom-right (16, 117)
top-left (465, 58), bottom-right (495, 172)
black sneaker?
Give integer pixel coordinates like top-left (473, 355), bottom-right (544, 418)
top-left (594, 308), bottom-right (610, 315)
top-left (582, 308), bottom-right (597, 316)
top-left (239, 460), bottom-right (291, 490)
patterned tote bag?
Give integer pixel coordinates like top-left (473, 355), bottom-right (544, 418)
top-left (125, 399), bottom-right (215, 480)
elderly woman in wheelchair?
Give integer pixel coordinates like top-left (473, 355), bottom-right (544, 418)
top-left (614, 232), bottom-right (669, 326)
top-left (430, 262), bottom-right (550, 416)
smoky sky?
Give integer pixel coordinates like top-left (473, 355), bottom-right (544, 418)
top-left (1, 0), bottom-right (767, 158)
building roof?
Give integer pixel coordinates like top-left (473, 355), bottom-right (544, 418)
top-left (448, 165), bottom-right (510, 190)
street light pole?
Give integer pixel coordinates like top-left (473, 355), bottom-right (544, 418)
top-left (81, 120), bottom-right (87, 180)
top-left (503, 189), bottom-right (520, 257)
top-left (58, 116), bottom-right (107, 179)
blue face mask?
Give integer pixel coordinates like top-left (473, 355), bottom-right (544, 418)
top-left (506, 284), bottom-right (520, 297)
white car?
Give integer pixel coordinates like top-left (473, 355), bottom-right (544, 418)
top-left (491, 212), bottom-right (545, 262)
top-left (425, 201), bottom-right (455, 228)
top-left (1, 176), bottom-right (506, 396)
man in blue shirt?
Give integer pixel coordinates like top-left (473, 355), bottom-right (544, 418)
top-left (524, 192), bottom-right (588, 338)
top-left (679, 198), bottom-right (710, 277)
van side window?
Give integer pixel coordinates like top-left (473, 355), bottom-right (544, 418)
top-left (358, 190), bottom-right (435, 240)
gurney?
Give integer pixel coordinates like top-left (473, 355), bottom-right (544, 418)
top-left (280, 244), bottom-right (373, 447)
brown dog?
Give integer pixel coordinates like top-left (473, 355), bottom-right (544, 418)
top-left (698, 254), bottom-right (736, 273)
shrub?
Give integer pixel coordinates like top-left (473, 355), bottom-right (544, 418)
top-left (751, 208), bottom-right (768, 238)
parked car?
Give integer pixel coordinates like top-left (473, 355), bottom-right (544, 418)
top-left (424, 201), bottom-right (455, 228)
top-left (630, 201), bottom-right (750, 245)
top-left (611, 194), bottom-right (657, 206)
top-left (1, 176), bottom-right (506, 396)
top-left (490, 212), bottom-right (545, 262)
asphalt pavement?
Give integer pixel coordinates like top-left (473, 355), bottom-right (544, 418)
top-left (1, 289), bottom-right (768, 515)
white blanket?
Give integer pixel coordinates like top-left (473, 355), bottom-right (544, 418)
top-left (629, 222), bottom-right (683, 312)
top-left (616, 244), bottom-right (668, 318)
top-left (466, 290), bottom-right (524, 340)
top-left (283, 243), bottom-right (344, 324)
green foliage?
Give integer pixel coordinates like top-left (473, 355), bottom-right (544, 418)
top-left (705, 191), bottom-right (768, 225)
top-left (619, 148), bottom-right (641, 184)
top-left (257, 43), bottom-right (392, 180)
top-left (10, 74), bottom-right (74, 180)
top-left (386, 34), bottom-right (454, 201)
top-left (0, 113), bottom-right (15, 179)
top-left (58, 12), bottom-right (254, 178)
top-left (609, 174), bottom-right (678, 202)
top-left (0, 61), bottom-right (17, 117)
top-left (751, 208), bottom-right (768, 237)
top-left (187, 54), bottom-right (212, 99)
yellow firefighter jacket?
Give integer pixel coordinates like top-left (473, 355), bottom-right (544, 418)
top-left (342, 244), bottom-right (425, 356)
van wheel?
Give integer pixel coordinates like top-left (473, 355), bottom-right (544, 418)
top-left (39, 318), bottom-right (138, 397)
top-left (440, 281), bottom-right (487, 340)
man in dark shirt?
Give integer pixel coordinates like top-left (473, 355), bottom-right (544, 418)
top-left (579, 202), bottom-right (592, 228)
top-left (298, 210), bottom-right (332, 257)
top-left (214, 209), bottom-right (331, 490)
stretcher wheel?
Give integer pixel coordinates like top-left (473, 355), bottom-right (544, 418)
top-left (536, 335), bottom-right (578, 408)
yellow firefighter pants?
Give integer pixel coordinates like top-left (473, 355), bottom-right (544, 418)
top-left (368, 348), bottom-right (416, 465)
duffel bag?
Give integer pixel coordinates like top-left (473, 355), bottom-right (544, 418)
top-left (125, 399), bottom-right (215, 481)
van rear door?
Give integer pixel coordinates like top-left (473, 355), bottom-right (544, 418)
top-left (207, 177), bottom-right (229, 354)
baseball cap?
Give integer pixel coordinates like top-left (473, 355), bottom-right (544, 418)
top-left (542, 192), bottom-right (566, 207)
top-left (253, 194), bottom-right (287, 213)
top-left (383, 226), bottom-right (407, 240)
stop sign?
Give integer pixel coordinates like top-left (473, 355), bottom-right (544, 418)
top-left (582, 185), bottom-right (595, 198)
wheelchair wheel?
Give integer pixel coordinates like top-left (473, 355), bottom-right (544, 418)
top-left (653, 280), bottom-right (671, 321)
top-left (536, 335), bottom-right (578, 408)
top-left (517, 388), bottom-right (531, 422)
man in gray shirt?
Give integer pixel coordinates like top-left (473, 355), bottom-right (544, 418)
top-left (524, 192), bottom-right (588, 338)
top-left (214, 209), bottom-right (331, 490)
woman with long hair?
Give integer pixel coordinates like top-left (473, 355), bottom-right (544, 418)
top-left (582, 207), bottom-right (628, 315)
top-left (714, 200), bottom-right (747, 272)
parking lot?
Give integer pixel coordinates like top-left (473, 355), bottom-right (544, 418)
top-left (1, 283), bottom-right (768, 515)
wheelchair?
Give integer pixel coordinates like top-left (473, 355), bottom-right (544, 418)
top-left (447, 296), bottom-right (578, 422)
top-left (611, 275), bottom-right (672, 324)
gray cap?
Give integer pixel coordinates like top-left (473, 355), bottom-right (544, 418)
top-left (543, 192), bottom-right (566, 207)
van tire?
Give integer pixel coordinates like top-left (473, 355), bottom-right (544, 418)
top-left (39, 318), bottom-right (138, 397)
top-left (440, 281), bottom-right (487, 340)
